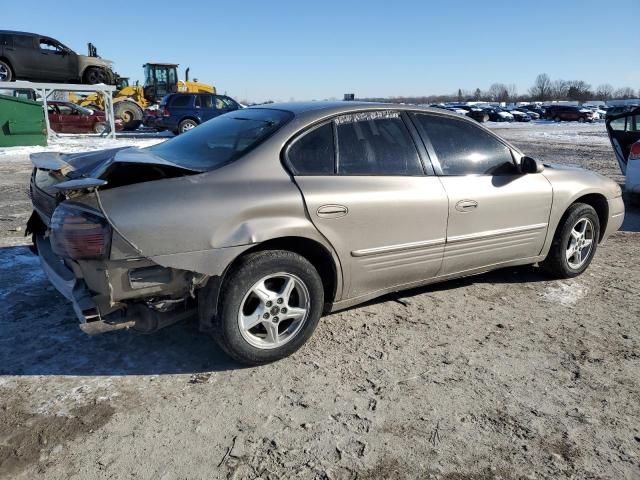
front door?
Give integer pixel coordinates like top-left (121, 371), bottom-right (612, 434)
top-left (411, 112), bottom-right (552, 275)
top-left (287, 111), bottom-right (449, 299)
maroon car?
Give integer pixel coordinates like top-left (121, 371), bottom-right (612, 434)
top-left (47, 101), bottom-right (123, 134)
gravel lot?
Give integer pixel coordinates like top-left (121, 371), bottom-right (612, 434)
top-left (0, 122), bottom-right (639, 479)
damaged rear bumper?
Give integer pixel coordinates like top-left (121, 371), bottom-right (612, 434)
top-left (36, 235), bottom-right (135, 334)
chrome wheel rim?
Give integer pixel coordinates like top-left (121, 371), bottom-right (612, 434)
top-left (237, 273), bottom-right (310, 350)
top-left (566, 218), bottom-right (594, 269)
top-left (0, 65), bottom-right (9, 81)
top-left (181, 122), bottom-right (196, 132)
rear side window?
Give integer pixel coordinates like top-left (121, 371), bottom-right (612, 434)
top-left (413, 113), bottom-right (515, 175)
top-left (170, 95), bottom-right (190, 107)
top-left (0, 35), bottom-right (11, 47)
top-left (287, 123), bottom-right (335, 175)
top-left (13, 35), bottom-right (33, 48)
top-left (335, 112), bottom-right (422, 175)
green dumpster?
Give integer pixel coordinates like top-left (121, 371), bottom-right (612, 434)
top-left (0, 94), bottom-right (47, 147)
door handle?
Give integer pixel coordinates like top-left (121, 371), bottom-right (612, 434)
top-left (317, 204), bottom-right (348, 218)
top-left (455, 200), bottom-right (478, 212)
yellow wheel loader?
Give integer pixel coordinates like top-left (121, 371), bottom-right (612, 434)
top-left (71, 63), bottom-right (214, 130)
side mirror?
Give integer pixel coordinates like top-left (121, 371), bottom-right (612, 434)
top-left (521, 156), bottom-right (544, 174)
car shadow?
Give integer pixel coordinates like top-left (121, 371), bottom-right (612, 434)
top-left (367, 264), bottom-right (549, 308)
top-left (0, 245), bottom-right (242, 376)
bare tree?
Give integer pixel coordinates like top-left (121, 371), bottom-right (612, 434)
top-left (529, 73), bottom-right (552, 101)
top-left (595, 84), bottom-right (614, 101)
top-left (488, 83), bottom-right (509, 103)
top-left (566, 81), bottom-right (592, 102)
top-left (507, 84), bottom-right (518, 101)
top-left (551, 79), bottom-right (569, 100)
top-left (613, 87), bottom-right (636, 99)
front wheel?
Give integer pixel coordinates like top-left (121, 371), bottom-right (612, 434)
top-left (554, 116), bottom-right (561, 122)
top-left (210, 251), bottom-right (324, 365)
top-left (578, 116), bottom-right (585, 123)
top-left (541, 203), bottom-right (600, 278)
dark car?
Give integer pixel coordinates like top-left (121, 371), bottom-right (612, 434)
top-left (482, 106), bottom-right (514, 122)
top-left (519, 104), bottom-right (546, 117)
top-left (0, 31), bottom-right (114, 84)
top-left (454, 105), bottom-right (490, 123)
top-left (544, 105), bottom-right (594, 122)
top-left (156, 93), bottom-right (242, 134)
top-left (47, 101), bottom-right (123, 134)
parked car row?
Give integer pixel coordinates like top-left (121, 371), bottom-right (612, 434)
top-left (428, 102), bottom-right (621, 124)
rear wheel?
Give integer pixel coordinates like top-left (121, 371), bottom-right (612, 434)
top-left (93, 122), bottom-right (107, 134)
top-left (178, 118), bottom-right (198, 134)
top-left (209, 250), bottom-right (324, 365)
top-left (0, 60), bottom-right (13, 82)
top-left (554, 116), bottom-right (561, 122)
top-left (578, 116), bottom-right (585, 123)
top-left (541, 203), bottom-right (600, 278)
top-left (482, 114), bottom-right (489, 123)
top-left (114, 101), bottom-right (143, 131)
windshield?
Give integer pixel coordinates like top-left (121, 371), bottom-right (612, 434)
top-left (148, 108), bottom-right (293, 171)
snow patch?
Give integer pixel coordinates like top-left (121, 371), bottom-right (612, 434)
top-left (542, 282), bottom-right (587, 306)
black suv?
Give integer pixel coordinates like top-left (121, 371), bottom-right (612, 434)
top-left (0, 30), bottom-right (114, 84)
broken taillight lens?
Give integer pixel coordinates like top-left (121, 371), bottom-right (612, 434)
top-left (162, 108), bottom-right (170, 117)
top-left (629, 141), bottom-right (640, 161)
top-left (50, 203), bottom-right (111, 260)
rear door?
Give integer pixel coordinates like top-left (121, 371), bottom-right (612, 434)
top-left (411, 112), bottom-right (552, 275)
top-left (606, 109), bottom-right (640, 175)
top-left (10, 34), bottom-right (40, 78)
top-left (196, 94), bottom-right (217, 122)
top-left (287, 110), bottom-right (449, 299)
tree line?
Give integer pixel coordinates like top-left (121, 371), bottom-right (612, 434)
top-left (358, 74), bottom-right (638, 105)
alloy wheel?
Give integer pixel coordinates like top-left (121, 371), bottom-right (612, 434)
top-left (237, 273), bottom-right (310, 350)
top-left (0, 64), bottom-right (10, 81)
top-left (566, 217), bottom-right (594, 269)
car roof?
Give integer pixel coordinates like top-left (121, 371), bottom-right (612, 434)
top-left (250, 101), bottom-right (453, 118)
top-left (0, 30), bottom-right (41, 37)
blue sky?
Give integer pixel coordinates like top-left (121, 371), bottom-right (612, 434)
top-left (3, 0), bottom-right (639, 102)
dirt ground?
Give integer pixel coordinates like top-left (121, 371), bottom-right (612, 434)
top-left (0, 123), bottom-right (639, 480)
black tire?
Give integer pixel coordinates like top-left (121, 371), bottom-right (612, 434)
top-left (114, 101), bottom-right (143, 131)
top-left (93, 122), bottom-right (107, 134)
top-left (554, 116), bottom-right (561, 122)
top-left (0, 59), bottom-right (13, 82)
top-left (83, 67), bottom-right (109, 85)
top-left (482, 114), bottom-right (489, 123)
top-left (178, 118), bottom-right (198, 134)
top-left (210, 250), bottom-right (324, 365)
top-left (540, 203), bottom-right (600, 279)
top-left (578, 116), bottom-right (585, 123)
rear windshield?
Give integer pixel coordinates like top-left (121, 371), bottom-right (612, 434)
top-left (148, 108), bottom-right (293, 171)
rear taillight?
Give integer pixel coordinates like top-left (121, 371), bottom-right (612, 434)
top-left (162, 108), bottom-right (170, 117)
top-left (50, 203), bottom-right (111, 260)
top-left (630, 141), bottom-right (640, 161)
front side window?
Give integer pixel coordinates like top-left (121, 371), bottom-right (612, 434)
top-left (335, 112), bottom-right (422, 175)
top-left (413, 113), bottom-right (515, 175)
top-left (149, 108), bottom-right (293, 171)
top-left (287, 123), bottom-right (335, 175)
